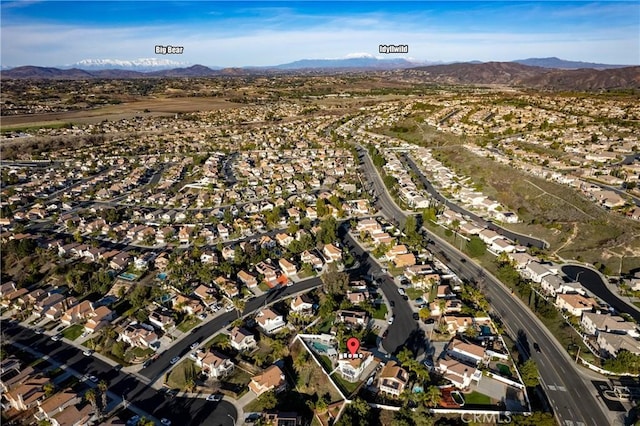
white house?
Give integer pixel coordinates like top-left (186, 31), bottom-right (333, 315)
top-left (195, 349), bottom-right (235, 378)
top-left (256, 308), bottom-right (287, 334)
top-left (229, 327), bottom-right (257, 352)
top-left (523, 262), bottom-right (554, 283)
top-left (447, 338), bottom-right (487, 366)
top-left (596, 332), bottom-right (640, 358)
top-left (555, 293), bottom-right (597, 316)
top-left (581, 312), bottom-right (639, 337)
top-left (337, 351), bottom-right (374, 382)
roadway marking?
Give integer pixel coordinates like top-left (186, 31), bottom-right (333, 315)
top-left (564, 421), bottom-right (574, 426)
top-left (557, 385), bottom-right (567, 392)
top-left (548, 385), bottom-right (557, 391)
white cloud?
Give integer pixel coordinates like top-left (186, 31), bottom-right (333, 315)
top-left (1, 21), bottom-right (638, 67)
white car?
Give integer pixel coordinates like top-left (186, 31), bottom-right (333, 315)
top-left (170, 356), bottom-right (180, 365)
top-left (225, 305), bottom-right (233, 312)
top-left (88, 375), bottom-right (98, 383)
top-left (82, 349), bottom-right (94, 357)
top-left (206, 394), bottom-right (223, 402)
top-left (160, 419), bottom-right (172, 426)
top-left (387, 315), bottom-right (395, 325)
top-left (190, 342), bottom-right (199, 350)
top-left (398, 288), bottom-right (406, 296)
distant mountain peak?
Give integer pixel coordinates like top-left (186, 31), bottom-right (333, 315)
top-left (512, 57), bottom-right (630, 70)
top-left (70, 58), bottom-right (190, 71)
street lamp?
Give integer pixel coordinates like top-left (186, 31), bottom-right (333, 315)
top-left (575, 271), bottom-right (584, 283)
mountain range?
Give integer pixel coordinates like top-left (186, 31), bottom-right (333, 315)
top-left (2, 58), bottom-right (639, 91)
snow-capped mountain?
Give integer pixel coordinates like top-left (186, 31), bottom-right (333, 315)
top-left (69, 58), bottom-right (191, 71)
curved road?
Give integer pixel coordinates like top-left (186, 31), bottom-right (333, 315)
top-left (2, 322), bottom-right (237, 426)
top-left (562, 265), bottom-right (640, 323)
top-left (359, 144), bottom-right (611, 426)
top-left (400, 153), bottom-right (548, 249)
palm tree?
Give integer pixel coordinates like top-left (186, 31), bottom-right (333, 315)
top-left (215, 335), bottom-right (232, 351)
top-left (424, 386), bottom-right (442, 408)
top-left (293, 351), bottom-right (309, 372)
top-left (232, 298), bottom-right (245, 319)
top-left (98, 380), bottom-right (108, 414)
top-left (85, 388), bottom-right (99, 414)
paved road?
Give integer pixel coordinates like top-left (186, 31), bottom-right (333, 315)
top-left (2, 322), bottom-right (237, 426)
top-left (358, 143), bottom-right (611, 426)
top-left (562, 265), bottom-right (640, 323)
top-left (400, 153), bottom-right (548, 249)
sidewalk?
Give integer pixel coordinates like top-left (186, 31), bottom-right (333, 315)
top-left (6, 339), bottom-right (161, 425)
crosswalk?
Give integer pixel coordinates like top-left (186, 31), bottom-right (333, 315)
top-left (546, 384), bottom-right (567, 392)
top-left (564, 421), bottom-right (586, 426)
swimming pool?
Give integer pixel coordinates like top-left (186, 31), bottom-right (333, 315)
top-left (118, 272), bottom-right (137, 281)
top-left (157, 273), bottom-right (168, 280)
top-left (312, 341), bottom-right (331, 353)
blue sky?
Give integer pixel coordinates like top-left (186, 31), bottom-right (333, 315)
top-left (1, 1), bottom-right (638, 67)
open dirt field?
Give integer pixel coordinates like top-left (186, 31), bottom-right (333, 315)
top-left (1, 97), bottom-right (244, 128)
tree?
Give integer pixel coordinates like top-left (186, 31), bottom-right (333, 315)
top-left (321, 263), bottom-right (349, 295)
top-left (85, 388), bottom-right (99, 413)
top-left (466, 236), bottom-right (486, 258)
top-left (257, 390), bottom-right (278, 410)
top-left (519, 359), bottom-right (540, 387)
top-left (418, 307), bottom-right (431, 321)
top-left (43, 381), bottom-right (55, 397)
top-left (294, 351), bottom-right (309, 372)
top-left (602, 350), bottom-right (640, 374)
top-left (232, 298), bottom-right (246, 319)
top-left (423, 386), bottom-right (442, 407)
top-left (98, 380), bottom-right (108, 414)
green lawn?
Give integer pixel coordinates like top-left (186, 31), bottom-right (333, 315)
top-left (62, 324), bottom-right (85, 341)
top-left (258, 282), bottom-right (271, 292)
top-left (165, 359), bottom-right (200, 390)
top-left (205, 333), bottom-right (230, 350)
top-left (372, 303), bottom-right (388, 320)
top-left (464, 391), bottom-right (492, 405)
top-left (406, 287), bottom-right (425, 300)
top-left (330, 373), bottom-right (361, 397)
top-left (177, 317), bottom-right (202, 333)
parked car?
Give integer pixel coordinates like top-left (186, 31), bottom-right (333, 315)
top-left (88, 375), bottom-right (98, 383)
top-left (126, 415), bottom-right (140, 426)
top-left (160, 418), bottom-right (172, 426)
top-left (398, 288), bottom-right (406, 296)
top-left (198, 313), bottom-right (207, 320)
top-left (82, 349), bottom-right (94, 357)
top-left (190, 342), bottom-right (199, 350)
top-left (387, 315), bottom-right (395, 325)
top-left (51, 333), bottom-right (63, 341)
top-left (206, 394), bottom-right (223, 402)
top-left (34, 327), bottom-right (44, 334)
top-left (170, 356), bottom-right (180, 365)
top-left (412, 313), bottom-right (419, 321)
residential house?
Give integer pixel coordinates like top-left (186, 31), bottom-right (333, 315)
top-left (385, 245), bottom-right (408, 261)
top-left (393, 253), bottom-right (416, 268)
top-left (378, 361), bottom-right (409, 397)
top-left (173, 294), bottom-right (204, 315)
top-left (60, 300), bottom-right (94, 326)
top-left (3, 374), bottom-right (49, 410)
top-left (256, 308), bottom-right (287, 335)
top-left (278, 258), bottom-right (297, 277)
top-left (290, 294), bottom-right (314, 314)
top-left (556, 294), bottom-right (597, 317)
top-left (84, 306), bottom-right (113, 334)
top-left (193, 285), bottom-right (217, 307)
top-left (33, 390), bottom-right (80, 425)
top-left (337, 351), bottom-right (374, 382)
top-left (523, 262), bottom-right (554, 283)
top-left (323, 244), bottom-right (342, 263)
top-left (275, 233), bottom-right (294, 247)
top-left (248, 365), bottom-right (287, 396)
top-left (300, 250), bottom-right (323, 270)
top-left (346, 290), bottom-right (370, 305)
top-left (581, 312), bottom-right (639, 337)
top-left (442, 316), bottom-right (474, 334)
top-left (229, 327), bottom-right (257, 352)
top-left (195, 350), bottom-right (235, 378)
top-left (262, 412), bottom-right (303, 426)
top-left (215, 276), bottom-right (239, 299)
top-left (447, 338), bottom-right (487, 366)
top-left (148, 310), bottom-right (176, 331)
top-left (336, 310), bottom-right (370, 327)
top-left (237, 270), bottom-right (258, 288)
top-left (200, 251), bottom-right (218, 265)
top-left (437, 358), bottom-right (481, 390)
top-left (119, 323), bottom-right (159, 350)
top-left (596, 332), bottom-right (640, 358)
